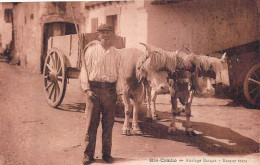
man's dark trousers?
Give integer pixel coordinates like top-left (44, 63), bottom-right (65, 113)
top-left (84, 81), bottom-right (117, 157)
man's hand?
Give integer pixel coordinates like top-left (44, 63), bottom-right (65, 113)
top-left (85, 90), bottom-right (97, 99)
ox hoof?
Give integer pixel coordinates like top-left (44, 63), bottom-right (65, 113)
top-left (185, 128), bottom-right (196, 136)
top-left (145, 117), bottom-right (153, 123)
top-left (131, 128), bottom-right (143, 135)
top-left (167, 127), bottom-right (177, 135)
top-left (122, 128), bottom-right (131, 136)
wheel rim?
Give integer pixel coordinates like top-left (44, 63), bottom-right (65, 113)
top-left (244, 63), bottom-right (260, 107)
top-left (43, 48), bottom-right (67, 107)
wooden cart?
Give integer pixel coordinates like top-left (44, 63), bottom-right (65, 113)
top-left (43, 33), bottom-right (125, 107)
top-left (219, 40), bottom-right (260, 107)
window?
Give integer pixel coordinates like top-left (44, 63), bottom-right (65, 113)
top-left (91, 18), bottom-right (98, 33)
top-left (5, 9), bottom-right (13, 23)
top-left (106, 15), bottom-right (117, 34)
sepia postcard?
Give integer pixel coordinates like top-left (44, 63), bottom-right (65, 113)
top-left (0, 0), bottom-right (259, 165)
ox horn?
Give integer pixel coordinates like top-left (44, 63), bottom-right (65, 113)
top-left (184, 45), bottom-right (191, 52)
top-left (139, 42), bottom-right (148, 50)
top-left (175, 49), bottom-right (181, 55)
top-left (220, 52), bottom-right (227, 63)
top-left (139, 42), bottom-right (153, 56)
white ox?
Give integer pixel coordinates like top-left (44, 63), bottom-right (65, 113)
top-left (138, 44), bottom-right (227, 136)
top-left (116, 48), bottom-right (169, 135)
top-left (143, 71), bottom-right (169, 121)
top-left (144, 73), bottom-right (215, 122)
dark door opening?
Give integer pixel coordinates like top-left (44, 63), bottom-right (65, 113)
top-left (106, 15), bottom-right (117, 35)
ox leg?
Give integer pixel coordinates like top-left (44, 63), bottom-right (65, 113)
top-left (151, 90), bottom-right (158, 121)
top-left (168, 95), bottom-right (178, 135)
top-left (185, 90), bottom-right (196, 136)
top-left (132, 102), bottom-right (143, 135)
top-left (145, 86), bottom-right (153, 123)
top-left (122, 93), bottom-right (131, 136)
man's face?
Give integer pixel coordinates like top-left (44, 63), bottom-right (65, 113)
top-left (98, 31), bottom-right (112, 43)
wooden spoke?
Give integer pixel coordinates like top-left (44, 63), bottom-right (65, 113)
top-left (53, 52), bottom-right (58, 70)
top-left (244, 63), bottom-right (260, 107)
top-left (45, 82), bottom-right (54, 91)
top-left (248, 78), bottom-right (260, 85)
top-left (249, 86), bottom-right (260, 95)
top-left (57, 60), bottom-right (62, 75)
top-left (253, 91), bottom-right (259, 103)
top-left (48, 83), bottom-right (55, 100)
top-left (50, 52), bottom-right (56, 70)
top-left (57, 76), bottom-right (63, 82)
top-left (46, 63), bottom-right (53, 72)
top-left (55, 53), bottom-right (60, 71)
top-left (53, 83), bottom-right (57, 102)
top-left (252, 72), bottom-right (259, 81)
top-left (55, 81), bottom-right (61, 97)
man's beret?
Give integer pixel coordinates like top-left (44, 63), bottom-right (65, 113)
top-left (97, 24), bottom-right (113, 31)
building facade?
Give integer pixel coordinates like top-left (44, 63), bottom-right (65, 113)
top-left (0, 2), bottom-right (13, 53)
top-left (85, 0), bottom-right (259, 53)
top-left (9, 0), bottom-right (259, 73)
top-left (12, 2), bottom-right (85, 72)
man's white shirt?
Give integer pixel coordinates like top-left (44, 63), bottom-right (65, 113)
top-left (80, 43), bottom-right (120, 91)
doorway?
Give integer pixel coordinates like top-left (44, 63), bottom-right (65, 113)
top-left (41, 22), bottom-right (77, 73)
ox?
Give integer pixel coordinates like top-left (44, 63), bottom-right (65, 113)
top-left (138, 44), bottom-right (226, 136)
top-left (144, 71), bottom-right (215, 123)
top-left (116, 48), bottom-right (168, 135)
top-left (143, 71), bottom-right (169, 122)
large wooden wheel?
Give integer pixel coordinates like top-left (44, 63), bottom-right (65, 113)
top-left (243, 63), bottom-right (260, 107)
top-left (43, 48), bottom-right (67, 107)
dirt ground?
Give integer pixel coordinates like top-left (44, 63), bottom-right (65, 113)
top-left (0, 61), bottom-right (259, 165)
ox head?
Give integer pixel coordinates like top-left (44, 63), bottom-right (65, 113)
top-left (216, 52), bottom-right (229, 86)
top-left (148, 70), bottom-right (169, 94)
top-left (137, 60), bottom-right (169, 93)
top-left (188, 52), bottom-right (229, 86)
top-left (136, 45), bottom-right (169, 93)
top-left (193, 76), bottom-right (215, 96)
top-left (205, 52), bottom-right (229, 86)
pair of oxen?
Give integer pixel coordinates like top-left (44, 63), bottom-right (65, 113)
top-left (91, 43), bottom-right (226, 137)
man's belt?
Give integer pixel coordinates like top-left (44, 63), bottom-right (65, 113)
top-left (89, 81), bottom-right (116, 88)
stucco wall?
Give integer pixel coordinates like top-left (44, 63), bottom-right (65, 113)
top-left (145, 0), bottom-right (258, 53)
top-left (0, 3), bottom-right (13, 51)
top-left (13, 2), bottom-right (42, 72)
top-left (13, 2), bottom-right (85, 73)
top-left (85, 1), bottom-right (148, 49)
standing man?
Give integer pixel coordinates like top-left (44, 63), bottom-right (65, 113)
top-left (80, 24), bottom-right (120, 164)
